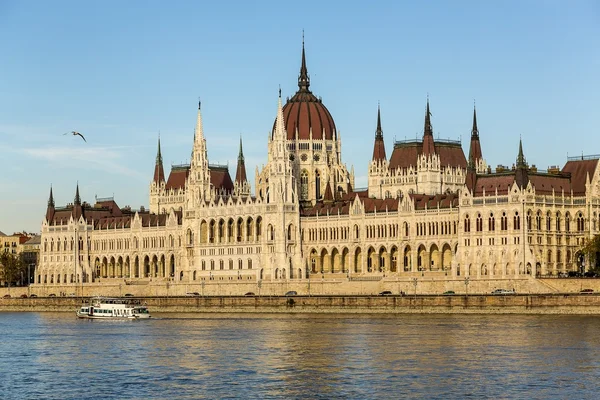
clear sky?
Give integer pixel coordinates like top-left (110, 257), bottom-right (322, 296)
top-left (1, 0), bottom-right (599, 235)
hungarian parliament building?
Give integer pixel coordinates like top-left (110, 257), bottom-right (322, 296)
top-left (36, 44), bottom-right (600, 286)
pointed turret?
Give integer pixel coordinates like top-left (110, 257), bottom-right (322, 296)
top-left (372, 104), bottom-right (387, 162)
top-left (73, 182), bottom-right (83, 219)
top-left (195, 100), bottom-right (204, 142)
top-left (298, 33), bottom-right (310, 92)
top-left (516, 137), bottom-right (527, 168)
top-left (235, 136), bottom-right (247, 185)
top-left (422, 97), bottom-right (435, 156)
top-left (153, 135), bottom-right (165, 184)
top-left (45, 186), bottom-right (55, 222)
top-left (74, 182), bottom-right (81, 205)
top-left (468, 104), bottom-right (483, 166)
top-left (515, 138), bottom-right (529, 189)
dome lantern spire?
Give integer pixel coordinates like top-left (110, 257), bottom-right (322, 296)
top-left (298, 31), bottom-right (310, 92)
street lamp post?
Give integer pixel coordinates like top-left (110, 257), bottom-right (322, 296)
top-left (412, 277), bottom-right (418, 300)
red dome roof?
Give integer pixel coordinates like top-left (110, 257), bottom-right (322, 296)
top-left (272, 43), bottom-right (337, 141)
top-left (280, 92), bottom-right (336, 141)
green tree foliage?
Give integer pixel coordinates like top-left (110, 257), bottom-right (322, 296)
top-left (580, 235), bottom-right (600, 272)
top-left (0, 251), bottom-right (26, 287)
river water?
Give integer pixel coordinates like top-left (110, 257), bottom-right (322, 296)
top-left (0, 312), bottom-right (599, 399)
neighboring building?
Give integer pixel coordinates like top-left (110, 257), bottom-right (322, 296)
top-left (22, 235), bottom-right (41, 285)
top-left (0, 232), bottom-right (32, 286)
top-left (35, 43), bottom-right (600, 287)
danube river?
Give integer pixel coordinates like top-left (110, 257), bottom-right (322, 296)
top-left (1, 313), bottom-right (599, 399)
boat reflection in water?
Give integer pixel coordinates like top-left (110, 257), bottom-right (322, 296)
top-left (76, 297), bottom-right (152, 319)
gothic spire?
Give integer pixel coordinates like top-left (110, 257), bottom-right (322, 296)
top-left (195, 99), bottom-right (204, 141)
top-left (471, 103), bottom-right (479, 139)
top-left (47, 185), bottom-right (55, 207)
top-left (153, 135), bottom-right (165, 183)
top-left (515, 137), bottom-right (529, 188)
top-left (372, 103), bottom-right (386, 161)
top-left (468, 104), bottom-right (483, 166)
top-left (422, 96), bottom-right (436, 156)
top-left (74, 182), bottom-right (81, 205)
top-left (298, 32), bottom-right (310, 92)
top-left (235, 136), bottom-right (247, 185)
top-left (516, 137), bottom-right (527, 168)
top-left (45, 185), bottom-right (55, 222)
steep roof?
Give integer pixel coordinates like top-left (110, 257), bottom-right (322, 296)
top-left (409, 193), bottom-right (459, 210)
top-left (210, 166), bottom-right (234, 193)
top-left (562, 158), bottom-right (599, 195)
top-left (165, 166), bottom-right (190, 191)
top-left (388, 140), bottom-right (466, 170)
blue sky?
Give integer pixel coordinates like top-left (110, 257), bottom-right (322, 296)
top-left (1, 1), bottom-right (599, 234)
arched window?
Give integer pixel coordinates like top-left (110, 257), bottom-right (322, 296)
top-left (514, 212), bottom-right (520, 230)
top-left (489, 213), bottom-right (495, 231)
top-left (577, 213), bottom-right (585, 231)
top-left (499, 213), bottom-right (506, 230)
top-left (464, 215), bottom-right (470, 233)
top-left (546, 212), bottom-right (552, 231)
top-left (300, 170), bottom-right (309, 200)
top-left (536, 211), bottom-right (542, 230)
top-left (476, 214), bottom-right (483, 232)
top-left (315, 170), bottom-right (321, 200)
top-left (556, 212), bottom-right (561, 232)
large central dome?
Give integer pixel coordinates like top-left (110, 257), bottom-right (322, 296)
top-left (273, 44), bottom-right (337, 141)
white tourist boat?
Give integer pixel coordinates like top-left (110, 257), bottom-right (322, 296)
top-left (76, 297), bottom-right (152, 319)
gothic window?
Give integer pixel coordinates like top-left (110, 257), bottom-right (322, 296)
top-left (577, 212), bottom-right (585, 231)
top-left (527, 211), bottom-right (532, 230)
top-left (546, 211), bottom-right (551, 231)
top-left (556, 212), bottom-right (561, 232)
top-left (315, 170), bottom-right (321, 200)
top-left (476, 214), bottom-right (483, 232)
top-left (501, 212), bottom-right (508, 231)
top-left (489, 213), bottom-right (495, 231)
top-left (300, 170), bottom-right (309, 200)
top-left (514, 212), bottom-right (520, 230)
top-left (464, 215), bottom-right (470, 233)
top-left (566, 213), bottom-right (571, 231)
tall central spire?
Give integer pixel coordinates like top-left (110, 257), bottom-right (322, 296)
top-left (298, 32), bottom-right (310, 92)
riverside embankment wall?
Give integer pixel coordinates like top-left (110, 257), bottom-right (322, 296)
top-left (3, 294), bottom-right (600, 314)
top-left (4, 277), bottom-right (599, 299)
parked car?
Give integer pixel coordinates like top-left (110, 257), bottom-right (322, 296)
top-left (3, 294), bottom-right (11, 298)
top-left (580, 288), bottom-right (594, 293)
top-left (123, 293), bottom-right (134, 297)
top-left (48, 293), bottom-right (56, 297)
top-left (584, 271), bottom-right (598, 278)
top-left (244, 292), bottom-right (256, 296)
top-left (492, 289), bottom-right (514, 295)
top-left (379, 290), bottom-right (392, 296)
top-left (568, 271), bottom-right (582, 278)
top-left (186, 292), bottom-right (200, 297)
top-left (20, 294), bottom-right (28, 298)
top-left (29, 294), bottom-right (38, 298)
top-left (285, 291), bottom-right (297, 296)
top-left (442, 290), bottom-right (455, 295)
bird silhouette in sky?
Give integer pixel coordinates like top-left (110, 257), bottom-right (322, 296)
top-left (63, 131), bottom-right (87, 142)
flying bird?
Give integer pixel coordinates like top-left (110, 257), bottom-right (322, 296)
top-left (63, 131), bottom-right (87, 142)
